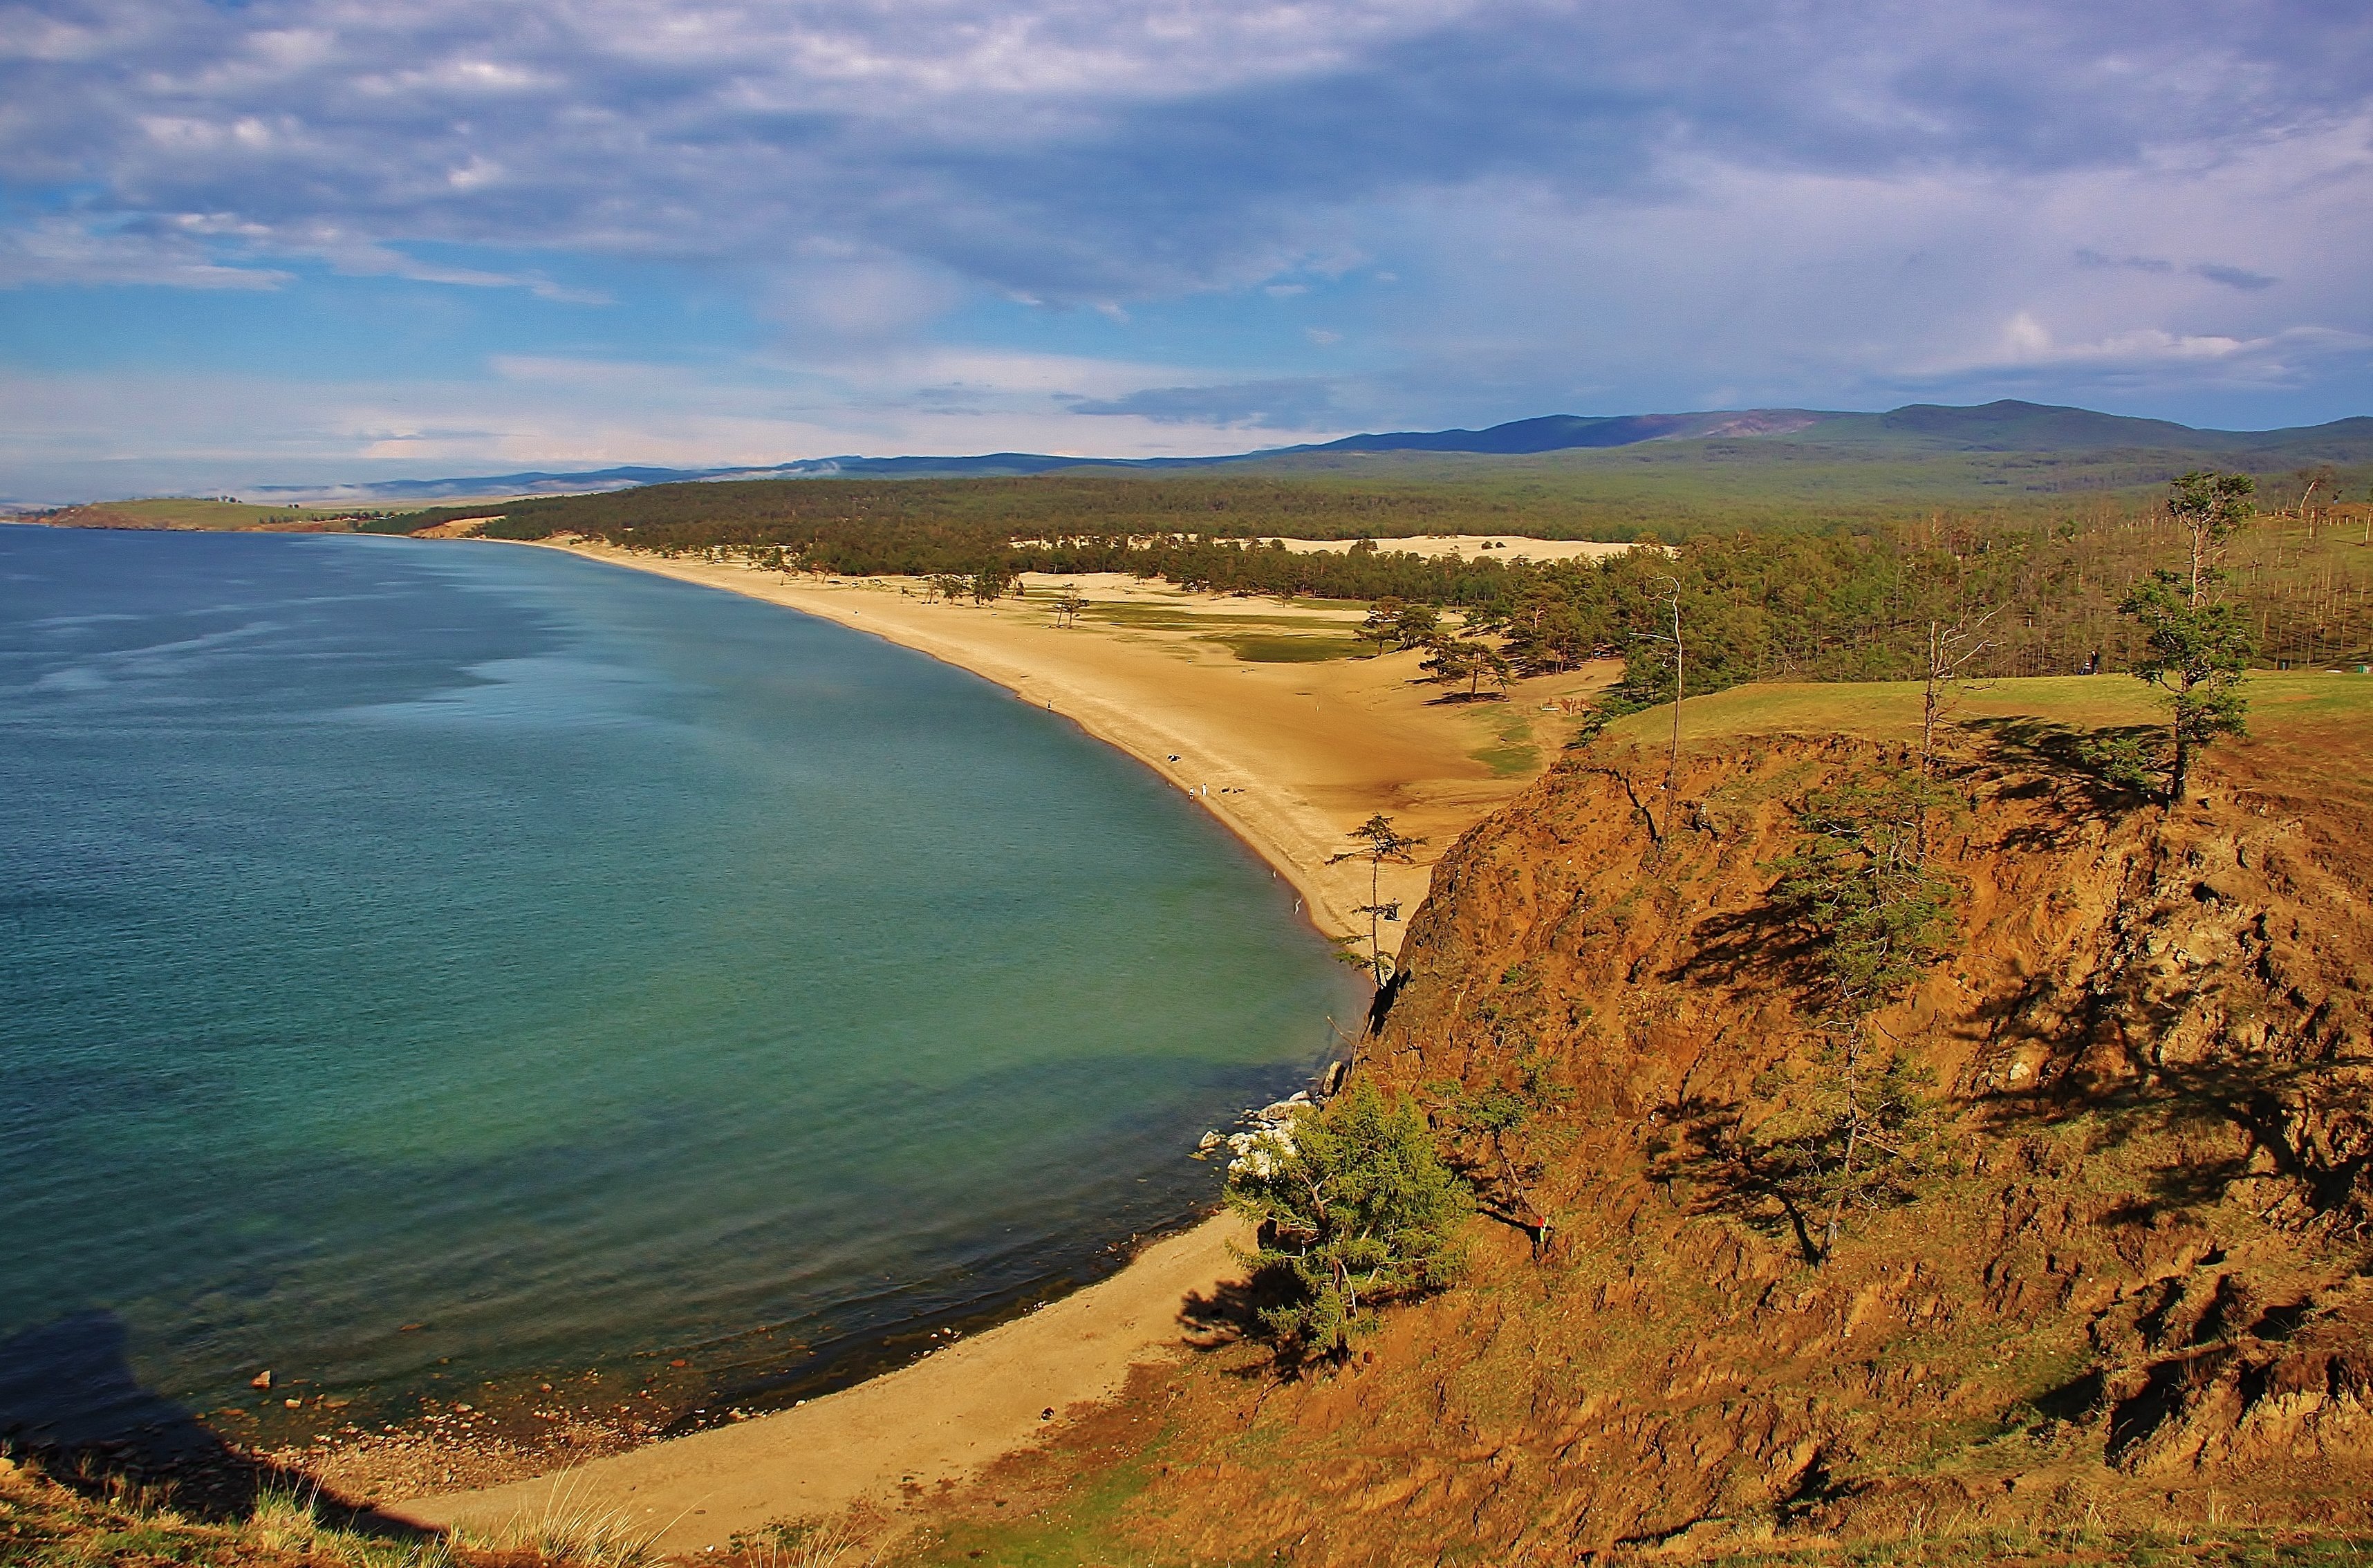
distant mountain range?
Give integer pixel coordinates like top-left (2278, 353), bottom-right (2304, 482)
top-left (245, 400), bottom-right (2373, 506)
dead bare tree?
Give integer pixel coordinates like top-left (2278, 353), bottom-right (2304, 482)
top-left (1639, 574), bottom-right (1685, 792)
top-left (1919, 606), bottom-right (1998, 778)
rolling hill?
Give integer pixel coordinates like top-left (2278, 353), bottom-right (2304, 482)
top-left (229, 400), bottom-right (2373, 509)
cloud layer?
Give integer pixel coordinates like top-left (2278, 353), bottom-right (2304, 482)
top-left (2, 0), bottom-right (2370, 494)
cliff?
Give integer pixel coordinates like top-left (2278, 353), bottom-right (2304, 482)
top-left (900, 717), bottom-right (2373, 1565)
top-left (1330, 731), bottom-right (2373, 1556)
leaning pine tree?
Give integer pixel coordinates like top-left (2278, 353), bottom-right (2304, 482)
top-left (1225, 1079), bottom-right (1469, 1358)
top-left (1329, 813), bottom-right (1425, 985)
top-left (2120, 470), bottom-right (2258, 805)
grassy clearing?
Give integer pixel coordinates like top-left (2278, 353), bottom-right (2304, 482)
top-left (46, 498), bottom-right (384, 530)
top-left (1055, 595), bottom-right (1368, 660)
top-left (1203, 632), bottom-right (1365, 662)
top-left (1074, 601), bottom-right (1357, 631)
top-left (893, 1449), bottom-right (1160, 1567)
top-left (1464, 704), bottom-right (1544, 774)
top-left (1594, 671), bottom-right (2373, 752)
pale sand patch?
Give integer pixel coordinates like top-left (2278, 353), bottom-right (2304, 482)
top-left (391, 541), bottom-right (1614, 1556)
top-left (410, 517), bottom-right (501, 539)
top-left (1259, 534), bottom-right (1642, 563)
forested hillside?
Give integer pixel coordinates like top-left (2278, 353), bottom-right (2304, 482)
top-left (379, 479), bottom-right (2373, 688)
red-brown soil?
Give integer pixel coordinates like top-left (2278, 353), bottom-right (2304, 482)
top-left (897, 722), bottom-right (2373, 1565)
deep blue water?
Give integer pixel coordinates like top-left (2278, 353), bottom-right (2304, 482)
top-left (0, 525), bottom-right (1356, 1432)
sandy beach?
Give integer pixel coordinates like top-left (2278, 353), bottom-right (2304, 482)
top-left (514, 545), bottom-right (1611, 950)
top-left (394, 540), bottom-right (1611, 1556)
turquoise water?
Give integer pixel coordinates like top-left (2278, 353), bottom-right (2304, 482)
top-left (0, 525), bottom-right (1357, 1432)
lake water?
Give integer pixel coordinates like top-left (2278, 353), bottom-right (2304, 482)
top-left (0, 525), bottom-right (1357, 1438)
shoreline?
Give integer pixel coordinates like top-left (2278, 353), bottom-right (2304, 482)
top-left (232, 1196), bottom-right (1243, 1519)
top-left (393, 1217), bottom-right (1258, 1556)
top-left (371, 537), bottom-right (1606, 1554)
top-left (514, 541), bottom-right (1373, 946)
top-left (501, 539), bottom-right (1606, 950)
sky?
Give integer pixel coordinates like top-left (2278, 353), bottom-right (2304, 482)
top-left (2, 0), bottom-right (2370, 501)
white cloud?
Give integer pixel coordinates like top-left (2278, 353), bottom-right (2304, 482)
top-left (1991, 312), bottom-right (2246, 368)
top-left (0, 217), bottom-right (290, 289)
top-left (2, 0), bottom-right (2370, 494)
top-left (0, 345), bottom-right (1357, 501)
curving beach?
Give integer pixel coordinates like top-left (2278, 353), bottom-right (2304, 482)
top-left (393, 541), bottom-right (1609, 1555)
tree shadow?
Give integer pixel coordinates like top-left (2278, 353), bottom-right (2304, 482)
top-left (1645, 1094), bottom-right (1823, 1266)
top-left (1177, 1277), bottom-right (1260, 1345)
top-left (1980, 1056), bottom-right (2373, 1224)
top-left (1176, 1267), bottom-right (1325, 1381)
top-left (1673, 900), bottom-right (1821, 992)
top-left (0, 1309), bottom-right (429, 1541)
top-left (1958, 716), bottom-right (2160, 845)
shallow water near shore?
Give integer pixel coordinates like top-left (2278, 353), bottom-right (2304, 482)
top-left (0, 525), bottom-right (1359, 1445)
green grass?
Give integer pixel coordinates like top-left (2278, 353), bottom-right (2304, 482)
top-left (1205, 633), bottom-right (1364, 662)
top-left (1466, 705), bottom-right (1544, 774)
top-left (1594, 671), bottom-right (2373, 752)
top-left (895, 1448), bottom-right (1162, 1567)
top-left (1059, 597), bottom-right (1366, 660)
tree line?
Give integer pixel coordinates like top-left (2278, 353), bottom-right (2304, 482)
top-left (378, 474), bottom-right (2370, 689)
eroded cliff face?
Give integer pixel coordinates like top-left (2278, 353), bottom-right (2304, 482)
top-left (1128, 733), bottom-right (2373, 1565)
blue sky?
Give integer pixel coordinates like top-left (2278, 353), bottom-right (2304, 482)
top-left (2, 0), bottom-right (2370, 500)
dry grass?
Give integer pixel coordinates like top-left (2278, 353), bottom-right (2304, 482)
top-left (723, 1513), bottom-right (883, 1568)
top-left (444, 1467), bottom-right (669, 1568)
top-left (0, 1455), bottom-right (451, 1567)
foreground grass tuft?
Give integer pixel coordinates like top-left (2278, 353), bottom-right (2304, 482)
top-left (0, 1456), bottom-right (449, 1567)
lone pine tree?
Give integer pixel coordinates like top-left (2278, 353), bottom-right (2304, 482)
top-left (2121, 470), bottom-right (2258, 805)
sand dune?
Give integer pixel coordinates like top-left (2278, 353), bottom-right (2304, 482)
top-left (1260, 534), bottom-right (1639, 563)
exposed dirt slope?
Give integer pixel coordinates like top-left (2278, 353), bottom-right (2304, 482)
top-left (910, 727), bottom-right (2373, 1565)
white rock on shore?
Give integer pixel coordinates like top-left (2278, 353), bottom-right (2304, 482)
top-left (1197, 1090), bottom-right (1314, 1179)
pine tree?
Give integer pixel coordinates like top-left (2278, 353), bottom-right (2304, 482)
top-left (1225, 1079), bottom-right (1469, 1356)
top-left (1767, 773), bottom-right (1960, 1260)
top-left (2119, 472), bottom-right (2258, 804)
top-left (1328, 814), bottom-right (1425, 984)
